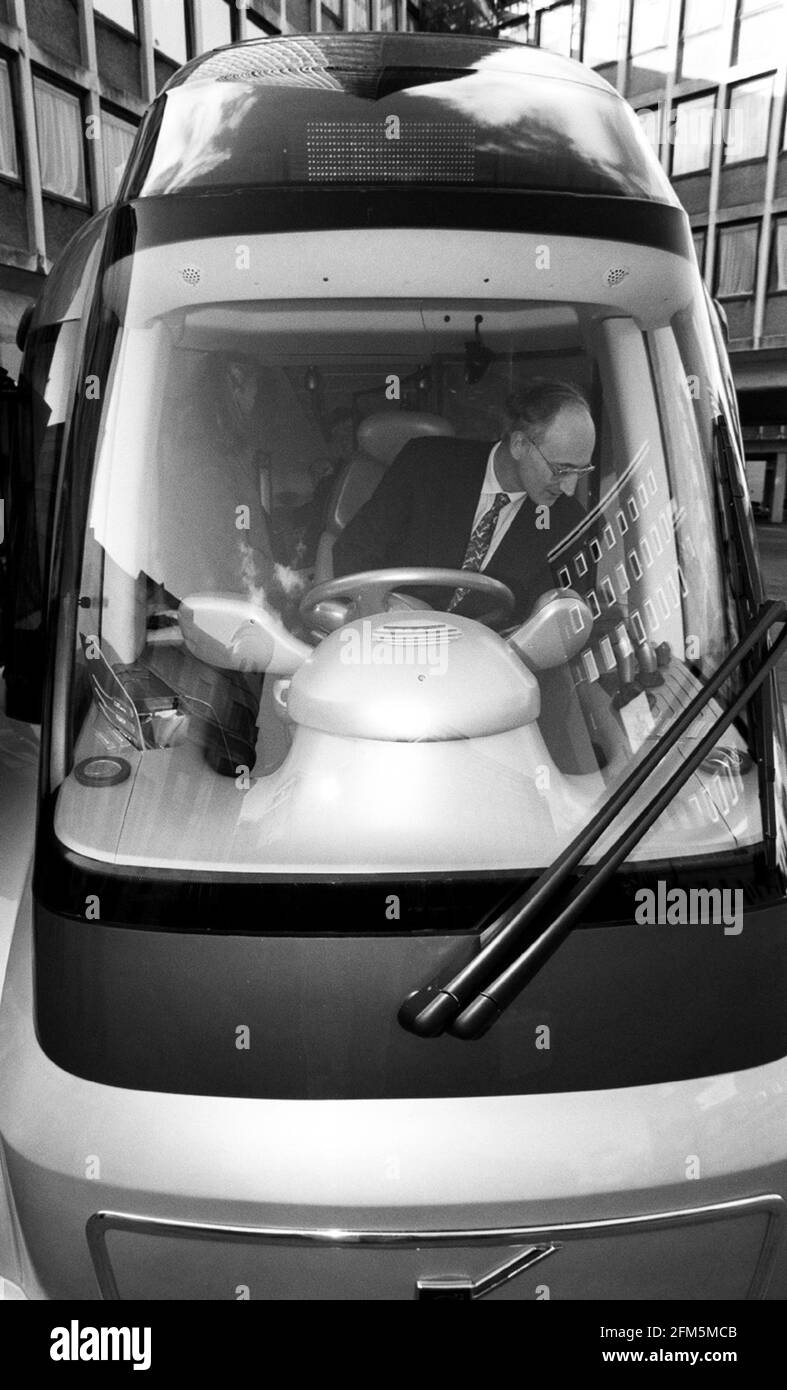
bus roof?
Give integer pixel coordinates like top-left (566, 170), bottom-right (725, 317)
top-left (121, 32), bottom-right (677, 208)
top-left (167, 32), bottom-right (618, 97)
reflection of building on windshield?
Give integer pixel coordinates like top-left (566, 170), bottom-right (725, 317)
top-left (141, 85), bottom-right (258, 194)
top-left (148, 351), bottom-right (335, 618)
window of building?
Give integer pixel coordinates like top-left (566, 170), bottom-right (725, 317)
top-left (322, 1), bottom-right (343, 29)
top-left (93, 0), bottom-right (136, 33)
top-left (716, 221), bottom-right (759, 297)
top-left (723, 75), bottom-right (773, 164)
top-left (628, 0), bottom-right (672, 90)
top-left (769, 217), bottom-right (787, 292)
top-left (33, 77), bottom-right (87, 203)
top-left (582, 0), bottom-right (621, 67)
top-left (671, 91), bottom-right (717, 176)
top-left (630, 0), bottom-right (670, 54)
top-left (195, 0), bottom-right (233, 52)
top-left (636, 104), bottom-right (661, 156)
top-left (406, 3), bottom-right (418, 29)
top-left (680, 0), bottom-right (728, 80)
top-left (692, 226), bottom-right (706, 275)
top-left (101, 109), bottom-right (137, 204)
top-left (539, 2), bottom-right (574, 55)
top-left (379, 0), bottom-right (397, 29)
top-left (0, 57), bottom-right (20, 180)
top-left (246, 2), bottom-right (280, 33)
top-left (348, 0), bottom-right (372, 26)
top-left (501, 0), bottom-right (530, 40)
top-left (734, 0), bottom-right (784, 69)
top-left (150, 0), bottom-right (188, 64)
top-left (283, 0), bottom-right (311, 30)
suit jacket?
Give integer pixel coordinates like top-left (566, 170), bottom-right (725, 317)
top-left (333, 436), bottom-right (585, 621)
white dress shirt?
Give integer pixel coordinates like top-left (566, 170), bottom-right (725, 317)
top-left (468, 442), bottom-right (528, 569)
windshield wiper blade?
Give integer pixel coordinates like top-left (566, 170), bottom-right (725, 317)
top-left (450, 612), bottom-right (787, 1039)
top-left (398, 600), bottom-right (787, 1040)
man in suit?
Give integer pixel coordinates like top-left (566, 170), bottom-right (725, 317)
top-left (333, 379), bottom-right (595, 623)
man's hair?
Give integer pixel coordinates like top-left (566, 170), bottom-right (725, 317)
top-left (504, 379), bottom-right (591, 444)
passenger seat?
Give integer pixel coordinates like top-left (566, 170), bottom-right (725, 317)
top-left (314, 410), bottom-right (455, 582)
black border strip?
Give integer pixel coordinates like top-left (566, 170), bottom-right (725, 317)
top-left (112, 190), bottom-right (692, 260)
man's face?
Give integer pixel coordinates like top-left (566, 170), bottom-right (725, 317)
top-left (507, 403), bottom-right (596, 506)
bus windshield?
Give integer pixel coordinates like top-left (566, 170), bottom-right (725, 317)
top-left (51, 231), bottom-right (762, 878)
top-left (123, 55), bottom-right (674, 203)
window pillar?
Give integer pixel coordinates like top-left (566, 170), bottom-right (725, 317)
top-left (614, 0), bottom-right (630, 96)
top-left (752, 44), bottom-right (787, 346)
top-left (79, 0), bottom-right (106, 212)
top-left (9, 0), bottom-right (46, 269)
top-left (703, 4), bottom-right (739, 293)
top-left (137, 0), bottom-right (156, 104)
top-left (657, 0), bottom-right (682, 172)
top-left (190, 0), bottom-right (204, 54)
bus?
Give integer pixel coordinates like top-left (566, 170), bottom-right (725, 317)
top-left (1, 31), bottom-right (786, 1302)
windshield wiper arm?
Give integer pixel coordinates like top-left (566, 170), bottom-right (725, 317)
top-left (399, 600), bottom-right (787, 1041)
top-left (450, 610), bottom-right (787, 1039)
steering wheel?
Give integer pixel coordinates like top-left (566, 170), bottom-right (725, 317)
top-left (300, 567), bottom-right (516, 632)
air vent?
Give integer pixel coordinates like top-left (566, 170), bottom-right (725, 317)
top-left (181, 266), bottom-right (201, 286)
top-left (604, 266), bottom-right (630, 287)
top-left (372, 623), bottom-right (462, 647)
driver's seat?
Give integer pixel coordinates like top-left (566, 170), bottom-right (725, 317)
top-left (314, 410), bottom-right (455, 582)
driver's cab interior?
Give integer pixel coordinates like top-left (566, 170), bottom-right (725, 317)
top-left (58, 295), bottom-right (758, 873)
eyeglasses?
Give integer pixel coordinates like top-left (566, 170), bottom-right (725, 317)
top-left (522, 432), bottom-right (596, 479)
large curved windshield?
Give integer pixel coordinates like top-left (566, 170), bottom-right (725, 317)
top-left (124, 56), bottom-right (674, 203)
top-left (51, 228), bottom-right (761, 876)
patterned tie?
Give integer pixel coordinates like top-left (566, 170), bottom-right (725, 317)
top-left (448, 491), bottom-right (510, 612)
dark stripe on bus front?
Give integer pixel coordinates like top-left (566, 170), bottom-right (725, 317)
top-left (33, 898), bottom-right (787, 1099)
top-left (107, 191), bottom-right (692, 261)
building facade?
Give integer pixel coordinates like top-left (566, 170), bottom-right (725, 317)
top-left (520, 0), bottom-right (787, 520)
top-left (2, 0), bottom-right (785, 513)
top-left (0, 0), bottom-right (418, 377)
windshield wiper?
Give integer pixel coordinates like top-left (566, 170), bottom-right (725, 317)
top-left (399, 600), bottom-right (787, 1041)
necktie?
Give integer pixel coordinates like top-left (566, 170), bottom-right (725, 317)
top-left (448, 491), bottom-right (510, 612)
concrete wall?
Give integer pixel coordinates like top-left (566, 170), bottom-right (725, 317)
top-left (153, 53), bottom-right (177, 94)
top-left (96, 17), bottom-right (143, 98)
top-left (718, 162), bottom-right (769, 210)
top-left (0, 184), bottom-right (28, 255)
top-left (26, 0), bottom-right (82, 66)
top-left (42, 199), bottom-right (89, 264)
